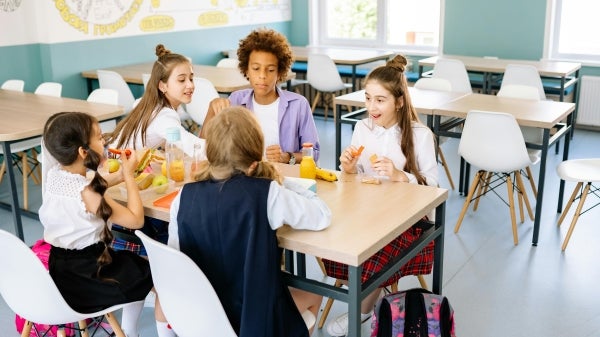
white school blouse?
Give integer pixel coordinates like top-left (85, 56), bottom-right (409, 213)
top-left (350, 119), bottom-right (439, 187)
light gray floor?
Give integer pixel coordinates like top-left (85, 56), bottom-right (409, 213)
top-left (2, 116), bottom-right (600, 337)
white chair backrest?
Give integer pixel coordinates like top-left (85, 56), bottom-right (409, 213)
top-left (1, 79), bottom-right (25, 91)
top-left (87, 88), bottom-right (119, 105)
top-left (185, 77), bottom-right (219, 126)
top-left (497, 84), bottom-right (541, 101)
top-left (432, 58), bottom-right (472, 93)
top-left (216, 58), bottom-right (239, 68)
top-left (135, 230), bottom-right (237, 337)
top-left (500, 64), bottom-right (546, 100)
top-left (414, 77), bottom-right (452, 92)
top-left (0, 230), bottom-right (86, 324)
top-left (459, 110), bottom-right (531, 173)
top-left (307, 53), bottom-right (347, 92)
top-left (142, 73), bottom-right (151, 90)
top-left (34, 82), bottom-right (62, 97)
top-left (97, 69), bottom-right (136, 113)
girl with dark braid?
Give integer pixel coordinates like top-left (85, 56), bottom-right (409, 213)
top-left (40, 111), bottom-right (171, 337)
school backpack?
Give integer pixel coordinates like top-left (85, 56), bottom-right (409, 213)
top-left (370, 288), bottom-right (456, 337)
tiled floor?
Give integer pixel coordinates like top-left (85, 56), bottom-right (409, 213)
top-left (2, 116), bottom-right (600, 337)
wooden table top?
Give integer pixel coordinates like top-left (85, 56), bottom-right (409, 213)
top-left (419, 55), bottom-right (581, 77)
top-left (433, 93), bottom-right (576, 129)
top-left (107, 164), bottom-right (448, 266)
top-left (0, 89), bottom-right (124, 142)
top-left (82, 62), bottom-right (295, 93)
top-left (291, 46), bottom-right (395, 65)
top-left (334, 87), bottom-right (469, 115)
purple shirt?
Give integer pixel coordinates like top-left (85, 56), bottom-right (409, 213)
top-left (228, 87), bottom-right (321, 162)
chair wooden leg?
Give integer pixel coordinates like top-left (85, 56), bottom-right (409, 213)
top-left (21, 320), bottom-right (32, 337)
top-left (562, 182), bottom-right (591, 251)
top-left (105, 312), bottom-right (126, 337)
top-left (78, 319), bottom-right (90, 337)
top-left (515, 173), bottom-right (525, 224)
top-left (417, 275), bottom-right (428, 289)
top-left (318, 279), bottom-right (343, 329)
top-left (316, 256), bottom-right (327, 275)
top-left (558, 182), bottom-right (582, 226)
top-left (473, 171), bottom-right (489, 211)
top-left (311, 92), bottom-right (321, 113)
top-left (29, 149), bottom-right (42, 185)
top-left (506, 174), bottom-right (519, 245)
top-left (455, 171), bottom-right (483, 233)
top-left (437, 146), bottom-right (455, 190)
top-left (323, 93), bottom-right (330, 120)
top-left (0, 158), bottom-right (5, 185)
top-left (515, 171), bottom-right (534, 221)
top-left (525, 166), bottom-right (537, 198)
top-left (57, 328), bottom-right (67, 337)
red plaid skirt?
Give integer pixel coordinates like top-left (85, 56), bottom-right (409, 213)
top-left (322, 223), bottom-right (434, 287)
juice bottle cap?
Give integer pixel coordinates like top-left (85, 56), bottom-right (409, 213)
top-left (302, 142), bottom-right (313, 148)
top-left (166, 127), bottom-right (181, 142)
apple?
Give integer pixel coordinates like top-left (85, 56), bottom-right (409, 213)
top-left (106, 159), bottom-right (120, 173)
top-left (152, 174), bottom-right (169, 194)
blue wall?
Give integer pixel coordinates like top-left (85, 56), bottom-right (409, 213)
top-left (2, 1), bottom-right (600, 100)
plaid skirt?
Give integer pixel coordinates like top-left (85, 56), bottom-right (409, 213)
top-left (110, 216), bottom-right (169, 256)
top-left (322, 222), bottom-right (434, 287)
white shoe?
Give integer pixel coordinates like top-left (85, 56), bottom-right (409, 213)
top-left (326, 312), bottom-right (371, 337)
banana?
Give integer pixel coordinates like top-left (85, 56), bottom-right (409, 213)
top-left (135, 172), bottom-right (155, 190)
top-left (315, 167), bottom-right (338, 182)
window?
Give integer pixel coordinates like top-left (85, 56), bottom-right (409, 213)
top-left (311, 0), bottom-right (442, 55)
top-left (547, 0), bottom-right (600, 64)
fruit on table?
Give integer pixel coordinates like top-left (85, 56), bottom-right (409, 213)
top-left (315, 167), bottom-right (338, 182)
top-left (106, 159), bottom-right (120, 173)
top-left (152, 174), bottom-right (169, 194)
top-left (135, 172), bottom-right (155, 190)
top-left (168, 159), bottom-right (185, 182)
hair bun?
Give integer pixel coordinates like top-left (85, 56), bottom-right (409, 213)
top-left (386, 54), bottom-right (408, 73)
top-left (155, 44), bottom-right (172, 58)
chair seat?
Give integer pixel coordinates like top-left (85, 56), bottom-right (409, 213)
top-left (557, 158), bottom-right (600, 182)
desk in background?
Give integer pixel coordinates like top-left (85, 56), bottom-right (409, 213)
top-left (418, 55), bottom-right (581, 102)
top-left (433, 93), bottom-right (576, 245)
top-left (333, 87), bottom-right (469, 167)
top-left (0, 89), bottom-right (124, 240)
top-left (107, 164), bottom-right (448, 337)
top-left (82, 63), bottom-right (296, 95)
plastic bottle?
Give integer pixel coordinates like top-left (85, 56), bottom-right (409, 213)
top-left (165, 127), bottom-right (185, 182)
top-left (299, 142), bottom-right (317, 179)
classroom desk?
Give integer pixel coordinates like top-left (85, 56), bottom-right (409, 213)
top-left (107, 164), bottom-right (448, 337)
top-left (433, 93), bottom-right (576, 245)
top-left (418, 55), bottom-right (581, 102)
top-left (333, 87), bottom-right (469, 167)
top-left (291, 46), bottom-right (395, 91)
top-left (81, 63), bottom-right (296, 95)
top-left (0, 89), bottom-right (124, 240)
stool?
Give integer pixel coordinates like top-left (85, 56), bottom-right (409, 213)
top-left (556, 158), bottom-right (600, 250)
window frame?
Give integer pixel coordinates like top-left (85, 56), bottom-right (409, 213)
top-left (545, 0), bottom-right (600, 65)
top-left (309, 0), bottom-right (443, 56)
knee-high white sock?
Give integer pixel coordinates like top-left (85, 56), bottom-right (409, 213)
top-left (156, 320), bottom-right (177, 337)
top-left (120, 301), bottom-right (144, 337)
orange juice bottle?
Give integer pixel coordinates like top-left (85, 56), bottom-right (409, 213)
top-left (299, 143), bottom-right (317, 179)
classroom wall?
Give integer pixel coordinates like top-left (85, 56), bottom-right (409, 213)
top-left (2, 0), bottom-right (599, 100)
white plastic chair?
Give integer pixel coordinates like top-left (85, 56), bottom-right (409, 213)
top-left (556, 158), bottom-right (600, 250)
top-left (499, 64), bottom-right (545, 100)
top-left (135, 230), bottom-right (238, 337)
top-left (454, 110), bottom-right (535, 245)
top-left (142, 73), bottom-right (151, 90)
top-left (497, 81), bottom-right (544, 199)
top-left (1, 79), bottom-right (25, 91)
top-left (97, 69), bottom-right (136, 113)
top-left (88, 88), bottom-right (120, 133)
top-left (431, 58), bottom-right (472, 94)
top-left (34, 82), bottom-right (62, 97)
top-left (216, 58), bottom-right (239, 68)
top-left (0, 229), bottom-right (136, 337)
top-left (414, 77), bottom-right (456, 190)
top-left (307, 53), bottom-right (353, 120)
top-left (184, 77), bottom-right (219, 127)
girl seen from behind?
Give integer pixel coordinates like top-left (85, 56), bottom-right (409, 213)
top-left (168, 106), bottom-right (331, 337)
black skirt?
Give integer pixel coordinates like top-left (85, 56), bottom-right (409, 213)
top-left (49, 242), bottom-right (153, 313)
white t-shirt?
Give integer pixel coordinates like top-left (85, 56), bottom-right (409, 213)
top-left (252, 96), bottom-right (280, 148)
